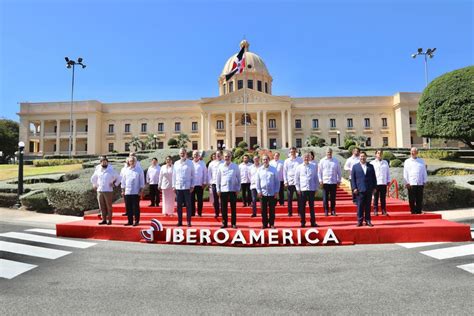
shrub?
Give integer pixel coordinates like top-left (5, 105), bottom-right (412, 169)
top-left (238, 141), bottom-right (248, 149)
top-left (390, 159), bottom-right (403, 167)
top-left (417, 150), bottom-right (461, 160)
top-left (0, 192), bottom-right (17, 207)
top-left (382, 151), bottom-right (396, 163)
top-left (20, 191), bottom-right (53, 213)
top-left (432, 168), bottom-right (474, 176)
top-left (347, 145), bottom-right (356, 153)
top-left (233, 147), bottom-right (245, 160)
top-left (344, 140), bottom-right (356, 150)
top-left (33, 159), bottom-right (83, 167)
top-left (167, 138), bottom-right (178, 148)
top-left (449, 186), bottom-right (473, 208)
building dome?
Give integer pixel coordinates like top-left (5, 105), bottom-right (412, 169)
top-left (221, 41), bottom-right (270, 77)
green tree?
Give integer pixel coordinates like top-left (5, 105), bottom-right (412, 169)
top-left (176, 133), bottom-right (190, 148)
top-left (418, 66), bottom-right (474, 149)
top-left (305, 135), bottom-right (326, 147)
top-left (144, 134), bottom-right (158, 150)
top-left (0, 119), bottom-right (19, 163)
top-left (167, 138), bottom-right (178, 148)
top-left (129, 136), bottom-right (143, 152)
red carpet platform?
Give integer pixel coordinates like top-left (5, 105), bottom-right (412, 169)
top-left (56, 186), bottom-right (472, 246)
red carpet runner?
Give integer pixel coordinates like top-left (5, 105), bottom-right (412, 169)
top-left (56, 185), bottom-right (471, 246)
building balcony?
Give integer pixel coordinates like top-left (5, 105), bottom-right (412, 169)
top-left (311, 128), bottom-right (321, 134)
top-left (363, 128), bottom-right (373, 134)
top-left (44, 132), bottom-right (57, 138)
top-left (294, 128), bottom-right (304, 134)
top-left (76, 131), bottom-right (88, 137)
top-left (75, 151), bottom-right (88, 155)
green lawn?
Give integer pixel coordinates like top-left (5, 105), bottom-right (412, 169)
top-left (0, 164), bottom-right (83, 181)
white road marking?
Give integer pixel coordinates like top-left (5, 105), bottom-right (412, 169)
top-left (457, 263), bottom-right (474, 274)
top-left (0, 232), bottom-right (96, 249)
top-left (396, 242), bottom-right (447, 249)
top-left (0, 259), bottom-right (37, 279)
top-left (420, 244), bottom-right (474, 260)
top-left (25, 228), bottom-right (56, 235)
top-left (0, 241), bottom-right (71, 259)
top-left (471, 231), bottom-right (474, 239)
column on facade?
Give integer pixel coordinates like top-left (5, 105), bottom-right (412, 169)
top-left (200, 112), bottom-right (205, 150)
top-left (281, 109), bottom-right (286, 148)
top-left (56, 119), bottom-right (61, 154)
top-left (39, 120), bottom-right (45, 154)
top-left (73, 118), bottom-right (77, 155)
top-left (263, 110), bottom-right (268, 149)
top-left (207, 113), bottom-right (211, 150)
top-left (231, 112), bottom-right (236, 148)
top-left (225, 112), bottom-right (230, 149)
top-left (287, 108), bottom-right (293, 147)
top-left (256, 111), bottom-right (261, 146)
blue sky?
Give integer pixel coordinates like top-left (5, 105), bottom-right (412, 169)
top-left (0, 0), bottom-right (472, 121)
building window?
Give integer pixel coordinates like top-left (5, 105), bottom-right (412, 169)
top-left (124, 124), bottom-right (131, 133)
top-left (108, 124), bottom-right (114, 133)
top-left (158, 122), bottom-right (164, 132)
top-left (296, 138), bottom-right (302, 148)
top-left (216, 120), bottom-right (224, 130)
top-left (269, 119), bottom-right (276, 129)
top-left (270, 138), bottom-right (277, 149)
top-left (257, 80), bottom-right (262, 92)
top-left (238, 80), bottom-right (243, 90)
top-left (158, 142), bottom-right (164, 149)
top-left (241, 114), bottom-right (251, 125)
top-left (192, 122), bottom-right (198, 132)
top-left (192, 141), bottom-right (198, 150)
top-left (85, 124), bottom-right (88, 132)
top-left (330, 119), bottom-right (336, 128)
top-left (84, 143), bottom-right (87, 151)
top-left (366, 137), bottom-right (372, 147)
top-left (223, 83), bottom-right (226, 94)
top-left (175, 122), bottom-right (181, 132)
top-left (364, 118), bottom-right (371, 128)
top-left (383, 137), bottom-right (389, 147)
top-left (53, 144), bottom-right (57, 152)
top-left (312, 119), bottom-right (319, 129)
top-left (125, 143), bottom-right (130, 151)
top-left (54, 125), bottom-right (57, 133)
top-left (409, 116), bottom-right (413, 124)
top-left (411, 136), bottom-right (414, 145)
top-left (265, 82), bottom-right (268, 93)
top-left (229, 81), bottom-right (234, 93)
top-left (382, 118), bottom-right (388, 127)
top-left (247, 79), bottom-right (253, 89)
top-left (295, 119), bottom-right (302, 129)
top-left (347, 118), bottom-right (353, 128)
top-left (331, 138), bottom-right (337, 145)
top-left (141, 123), bottom-right (147, 133)
top-left (108, 143), bottom-right (114, 152)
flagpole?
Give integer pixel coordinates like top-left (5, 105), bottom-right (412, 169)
top-left (244, 64), bottom-right (247, 145)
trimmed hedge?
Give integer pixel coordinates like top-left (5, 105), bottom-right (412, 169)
top-left (431, 168), bottom-right (474, 176)
top-left (20, 191), bottom-right (53, 213)
top-left (417, 150), bottom-right (460, 160)
top-left (390, 159), bottom-right (403, 167)
top-left (33, 159), bottom-right (83, 167)
top-left (382, 151), bottom-right (396, 162)
top-left (0, 192), bottom-right (17, 207)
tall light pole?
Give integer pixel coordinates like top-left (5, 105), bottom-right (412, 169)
top-left (14, 141), bottom-right (25, 208)
top-left (412, 48), bottom-right (436, 148)
top-left (65, 57), bottom-right (86, 157)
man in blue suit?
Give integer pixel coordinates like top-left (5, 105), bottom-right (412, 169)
top-left (351, 151), bottom-right (377, 227)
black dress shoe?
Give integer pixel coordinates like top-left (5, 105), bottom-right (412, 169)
top-left (366, 222), bottom-right (374, 227)
top-left (374, 212), bottom-right (378, 216)
top-left (262, 225), bottom-right (267, 229)
top-left (288, 213), bottom-right (293, 217)
top-left (107, 221), bottom-right (112, 225)
top-left (122, 213), bottom-right (127, 216)
top-left (231, 225), bottom-right (237, 229)
top-left (177, 222), bottom-right (182, 227)
top-left (221, 224), bottom-right (228, 229)
top-left (214, 215), bottom-right (218, 219)
top-left (331, 212), bottom-right (337, 216)
top-left (124, 223), bottom-right (133, 226)
top-left (187, 224), bottom-right (192, 227)
top-left (98, 221), bottom-right (107, 225)
top-left (270, 225), bottom-right (275, 229)
top-left (148, 204), bottom-right (155, 207)
top-left (251, 214), bottom-right (256, 218)
top-left (133, 222), bottom-right (139, 226)
top-left (382, 211), bottom-right (388, 216)
top-left (356, 222), bottom-right (362, 227)
top-left (301, 223), bottom-right (306, 228)
top-left (311, 223), bottom-right (319, 227)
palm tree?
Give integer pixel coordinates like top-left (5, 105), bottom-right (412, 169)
top-left (144, 134), bottom-right (158, 149)
top-left (129, 136), bottom-right (143, 152)
top-left (176, 133), bottom-right (190, 148)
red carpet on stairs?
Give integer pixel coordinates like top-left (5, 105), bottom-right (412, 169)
top-left (56, 186), bottom-right (472, 246)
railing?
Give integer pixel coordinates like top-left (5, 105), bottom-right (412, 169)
top-left (388, 178), bottom-right (399, 199)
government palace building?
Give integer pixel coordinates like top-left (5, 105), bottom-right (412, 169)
top-left (18, 40), bottom-right (437, 156)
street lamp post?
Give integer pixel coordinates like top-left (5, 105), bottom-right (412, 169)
top-left (15, 141), bottom-right (25, 208)
top-left (153, 135), bottom-right (158, 149)
top-left (65, 57), bottom-right (86, 157)
top-left (336, 130), bottom-right (341, 147)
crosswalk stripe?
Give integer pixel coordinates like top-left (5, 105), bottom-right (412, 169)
top-left (396, 242), bottom-right (447, 249)
top-left (0, 259), bottom-right (37, 279)
top-left (25, 228), bottom-right (56, 235)
top-left (0, 240), bottom-right (71, 259)
top-left (457, 263), bottom-right (474, 274)
top-left (420, 244), bottom-right (474, 260)
top-left (0, 232), bottom-right (96, 249)
top-left (471, 231), bottom-right (474, 239)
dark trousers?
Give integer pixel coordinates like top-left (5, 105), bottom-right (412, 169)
top-left (322, 184), bottom-right (337, 215)
top-left (357, 191), bottom-right (372, 224)
top-left (221, 191), bottom-right (237, 226)
top-left (373, 185), bottom-right (387, 214)
top-left (278, 181), bottom-right (285, 205)
top-left (241, 183), bottom-right (251, 205)
top-left (350, 180), bottom-right (357, 203)
top-left (125, 194), bottom-right (140, 224)
top-left (192, 185), bottom-right (203, 216)
top-left (176, 189), bottom-right (192, 225)
top-left (300, 191), bottom-right (316, 226)
top-left (251, 188), bottom-right (258, 216)
top-left (149, 184), bottom-right (160, 206)
top-left (287, 185), bottom-right (298, 215)
top-left (408, 185), bottom-right (424, 214)
top-left (211, 184), bottom-right (220, 216)
top-left (261, 195), bottom-right (276, 227)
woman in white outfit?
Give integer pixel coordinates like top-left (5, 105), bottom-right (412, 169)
top-left (159, 156), bottom-right (175, 216)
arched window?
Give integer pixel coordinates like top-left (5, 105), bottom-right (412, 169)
top-left (241, 114), bottom-right (251, 125)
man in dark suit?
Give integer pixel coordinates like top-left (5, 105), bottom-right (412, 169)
top-left (351, 151), bottom-right (377, 227)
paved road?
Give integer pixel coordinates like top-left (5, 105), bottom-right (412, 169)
top-left (1, 221), bottom-right (473, 315)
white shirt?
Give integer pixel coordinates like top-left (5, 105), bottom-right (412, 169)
top-left (295, 162), bottom-right (319, 192)
top-left (344, 155), bottom-right (360, 179)
top-left (90, 165), bottom-right (120, 192)
top-left (172, 158), bottom-right (194, 190)
top-left (146, 165), bottom-right (161, 185)
top-left (270, 159), bottom-right (284, 182)
top-left (403, 157), bottom-right (428, 185)
top-left (250, 164), bottom-right (261, 190)
top-left (121, 166), bottom-right (145, 195)
top-left (318, 157), bottom-right (342, 184)
top-left (283, 156), bottom-right (303, 186)
top-left (216, 162), bottom-right (240, 193)
top-left (239, 162), bottom-right (252, 184)
top-left (371, 159), bottom-right (391, 185)
top-left (256, 165), bottom-right (280, 196)
top-left (208, 160), bottom-right (224, 185)
top-left (360, 162), bottom-right (367, 175)
top-left (158, 165), bottom-right (173, 190)
top-left (192, 159), bottom-right (208, 186)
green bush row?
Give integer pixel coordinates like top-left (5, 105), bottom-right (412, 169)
top-left (33, 159), bottom-right (83, 167)
top-left (0, 192), bottom-right (17, 207)
top-left (20, 191), bottom-right (53, 213)
top-left (431, 168), bottom-right (474, 176)
top-left (417, 150), bottom-right (460, 160)
top-left (390, 159), bottom-right (403, 167)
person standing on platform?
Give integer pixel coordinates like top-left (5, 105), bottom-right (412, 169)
top-left (344, 147), bottom-right (360, 204)
top-left (216, 151), bottom-right (240, 229)
top-left (121, 156), bottom-right (145, 226)
top-left (239, 154), bottom-right (252, 207)
top-left (91, 156), bottom-right (120, 225)
top-left (206, 152), bottom-right (216, 206)
top-left (191, 150), bottom-right (207, 217)
top-left (351, 151), bottom-right (377, 227)
top-left (208, 151), bottom-right (223, 218)
top-left (270, 152), bottom-right (285, 206)
top-left (295, 152), bottom-right (319, 228)
top-left (283, 147), bottom-right (303, 216)
top-left (256, 155), bottom-right (279, 229)
top-left (403, 147), bottom-right (428, 214)
top-left (249, 155), bottom-right (261, 217)
top-left (172, 148), bottom-right (194, 227)
top-left (371, 150), bottom-right (391, 216)
top-left (318, 148), bottom-right (341, 216)
top-left (159, 156), bottom-right (175, 216)
top-left (146, 158), bottom-right (161, 207)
